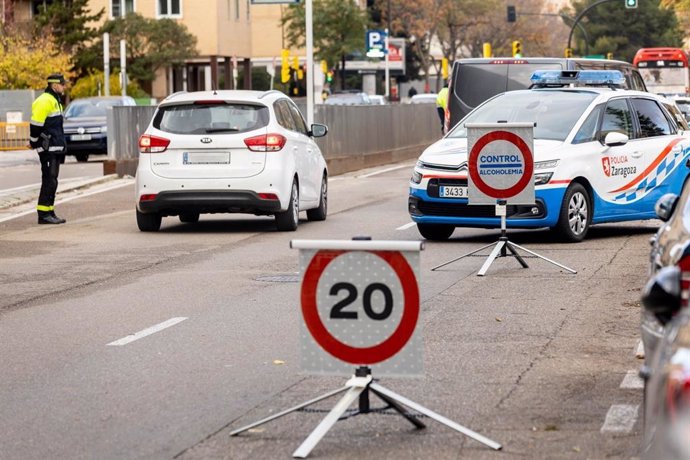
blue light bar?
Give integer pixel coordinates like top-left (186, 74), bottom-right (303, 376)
top-left (530, 70), bottom-right (626, 86)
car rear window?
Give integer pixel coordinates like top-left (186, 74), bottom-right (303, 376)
top-left (455, 62), bottom-right (563, 108)
top-left (153, 103), bottom-right (269, 134)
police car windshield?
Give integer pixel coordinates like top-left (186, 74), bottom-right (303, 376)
top-left (447, 90), bottom-right (598, 141)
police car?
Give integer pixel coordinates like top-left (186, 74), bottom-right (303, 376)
top-left (409, 70), bottom-right (690, 241)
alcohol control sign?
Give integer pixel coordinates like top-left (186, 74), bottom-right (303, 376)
top-left (291, 240), bottom-right (424, 377)
top-left (467, 122), bottom-right (535, 205)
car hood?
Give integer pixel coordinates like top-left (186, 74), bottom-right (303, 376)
top-left (419, 137), bottom-right (565, 168)
top-left (63, 117), bottom-right (106, 127)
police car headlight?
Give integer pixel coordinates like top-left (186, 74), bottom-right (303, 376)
top-left (534, 160), bottom-right (559, 170)
top-left (534, 173), bottom-right (553, 185)
top-left (411, 170), bottom-right (423, 184)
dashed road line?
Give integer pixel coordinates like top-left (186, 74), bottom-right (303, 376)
top-left (357, 163), bottom-right (414, 178)
top-left (107, 317), bottom-right (188, 346)
top-left (396, 222), bottom-right (416, 231)
top-left (601, 404), bottom-right (639, 433)
top-left (620, 370), bottom-right (645, 390)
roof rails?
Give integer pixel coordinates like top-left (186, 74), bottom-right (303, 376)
top-left (259, 90), bottom-right (283, 99)
top-left (529, 70), bottom-right (625, 89)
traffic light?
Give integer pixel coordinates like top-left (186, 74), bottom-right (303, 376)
top-left (625, 0), bottom-right (637, 8)
top-left (483, 42), bottom-right (492, 58)
top-left (326, 70), bottom-right (333, 83)
top-left (320, 60), bottom-right (328, 74)
top-left (281, 49), bottom-right (290, 83)
top-left (507, 5), bottom-right (516, 22)
top-left (565, 48), bottom-right (573, 58)
top-left (441, 58), bottom-right (449, 80)
top-left (512, 40), bottom-right (522, 58)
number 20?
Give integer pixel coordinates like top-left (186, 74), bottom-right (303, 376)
top-left (329, 282), bottom-right (393, 320)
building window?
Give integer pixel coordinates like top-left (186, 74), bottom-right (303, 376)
top-left (158, 0), bottom-right (182, 17)
top-left (112, 0), bottom-right (135, 18)
top-left (235, 0), bottom-right (239, 20)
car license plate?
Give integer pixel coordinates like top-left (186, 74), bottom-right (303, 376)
top-left (183, 152), bottom-right (231, 165)
top-left (71, 134), bottom-right (92, 141)
top-left (440, 186), bottom-right (468, 198)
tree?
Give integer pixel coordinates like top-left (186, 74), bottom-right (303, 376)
top-left (33, 0), bottom-right (105, 77)
top-left (0, 25), bottom-right (73, 89)
top-left (566, 0), bottom-right (683, 61)
top-left (282, 0), bottom-right (370, 90)
top-left (93, 13), bottom-right (198, 94)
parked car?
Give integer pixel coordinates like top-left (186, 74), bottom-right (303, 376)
top-left (63, 96), bottom-right (136, 162)
top-left (408, 70), bottom-right (690, 242)
top-left (641, 198), bottom-right (690, 457)
top-left (670, 96), bottom-right (690, 123)
top-left (368, 95), bottom-right (387, 105)
top-left (409, 93), bottom-right (438, 104)
top-left (135, 89), bottom-right (329, 232)
top-left (324, 91), bottom-right (372, 105)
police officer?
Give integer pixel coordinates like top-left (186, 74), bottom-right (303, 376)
top-left (436, 81), bottom-right (449, 135)
top-left (30, 73), bottom-right (67, 224)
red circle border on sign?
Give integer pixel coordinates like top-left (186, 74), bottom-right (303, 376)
top-left (301, 250), bottom-right (420, 365)
top-left (468, 130), bottom-right (534, 199)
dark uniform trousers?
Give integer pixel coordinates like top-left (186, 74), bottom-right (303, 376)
top-left (38, 152), bottom-right (61, 211)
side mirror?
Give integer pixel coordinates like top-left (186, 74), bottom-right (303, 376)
top-left (655, 193), bottom-right (679, 222)
top-left (604, 131), bottom-right (629, 147)
top-left (642, 265), bottom-right (682, 325)
top-left (310, 123), bottom-right (328, 138)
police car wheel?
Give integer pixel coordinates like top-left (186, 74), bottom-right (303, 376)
top-left (555, 183), bottom-right (590, 242)
top-left (417, 223), bottom-right (455, 241)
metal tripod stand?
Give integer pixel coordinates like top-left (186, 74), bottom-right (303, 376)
top-left (230, 366), bottom-right (502, 458)
top-left (431, 202), bottom-right (577, 276)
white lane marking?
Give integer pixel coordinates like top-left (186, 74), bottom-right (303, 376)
top-left (107, 317), bottom-right (188, 346)
top-left (396, 221), bottom-right (417, 231)
top-left (601, 404), bottom-right (639, 433)
top-left (0, 179), bottom-right (133, 223)
top-left (357, 163), bottom-right (414, 178)
top-left (0, 177), bottom-right (93, 195)
top-left (620, 370), bottom-right (644, 389)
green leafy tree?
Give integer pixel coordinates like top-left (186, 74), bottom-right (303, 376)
top-left (90, 13), bottom-right (198, 94)
top-left (33, 0), bottom-right (105, 77)
top-left (282, 0), bottom-right (370, 90)
top-left (566, 0), bottom-right (682, 61)
top-left (0, 25), bottom-right (74, 89)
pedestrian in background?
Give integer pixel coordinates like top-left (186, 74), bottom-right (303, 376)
top-left (436, 81), bottom-right (449, 134)
top-left (30, 73), bottom-right (67, 225)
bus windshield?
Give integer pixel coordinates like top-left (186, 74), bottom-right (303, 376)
top-left (634, 47), bottom-right (689, 95)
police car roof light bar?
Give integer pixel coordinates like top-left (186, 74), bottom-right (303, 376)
top-left (529, 70), bottom-right (625, 88)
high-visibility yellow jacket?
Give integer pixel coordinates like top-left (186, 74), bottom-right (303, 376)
top-left (30, 88), bottom-right (66, 153)
top-left (436, 87), bottom-right (449, 110)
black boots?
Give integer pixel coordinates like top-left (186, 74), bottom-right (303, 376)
top-left (38, 211), bottom-right (66, 225)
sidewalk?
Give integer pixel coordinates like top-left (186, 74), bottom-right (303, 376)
top-left (0, 174), bottom-right (120, 210)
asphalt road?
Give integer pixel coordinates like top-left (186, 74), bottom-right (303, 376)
top-left (0, 159), bottom-right (654, 459)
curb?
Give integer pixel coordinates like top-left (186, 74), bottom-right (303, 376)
top-left (0, 174), bottom-right (120, 211)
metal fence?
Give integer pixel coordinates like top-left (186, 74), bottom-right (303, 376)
top-left (106, 103), bottom-right (441, 176)
top-left (0, 122), bottom-right (30, 151)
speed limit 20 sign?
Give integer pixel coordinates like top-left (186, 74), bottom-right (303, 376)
top-left (291, 240), bottom-right (424, 377)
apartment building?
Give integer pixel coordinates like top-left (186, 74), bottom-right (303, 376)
top-left (4, 0), bottom-right (298, 99)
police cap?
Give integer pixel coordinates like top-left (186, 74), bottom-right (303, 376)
top-left (47, 73), bottom-right (66, 84)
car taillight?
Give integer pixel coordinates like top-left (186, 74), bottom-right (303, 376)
top-left (139, 134), bottom-right (170, 153)
top-left (244, 133), bottom-right (286, 152)
top-left (139, 194), bottom-right (157, 202)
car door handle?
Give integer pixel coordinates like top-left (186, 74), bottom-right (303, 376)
top-left (631, 151), bottom-right (642, 158)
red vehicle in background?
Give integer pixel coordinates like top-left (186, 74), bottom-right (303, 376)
top-left (634, 47), bottom-right (690, 95)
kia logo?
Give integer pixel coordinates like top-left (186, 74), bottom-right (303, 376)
top-left (200, 137), bottom-right (212, 144)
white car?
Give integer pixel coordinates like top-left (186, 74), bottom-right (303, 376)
top-left (409, 70), bottom-right (690, 241)
top-left (135, 90), bottom-right (329, 232)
